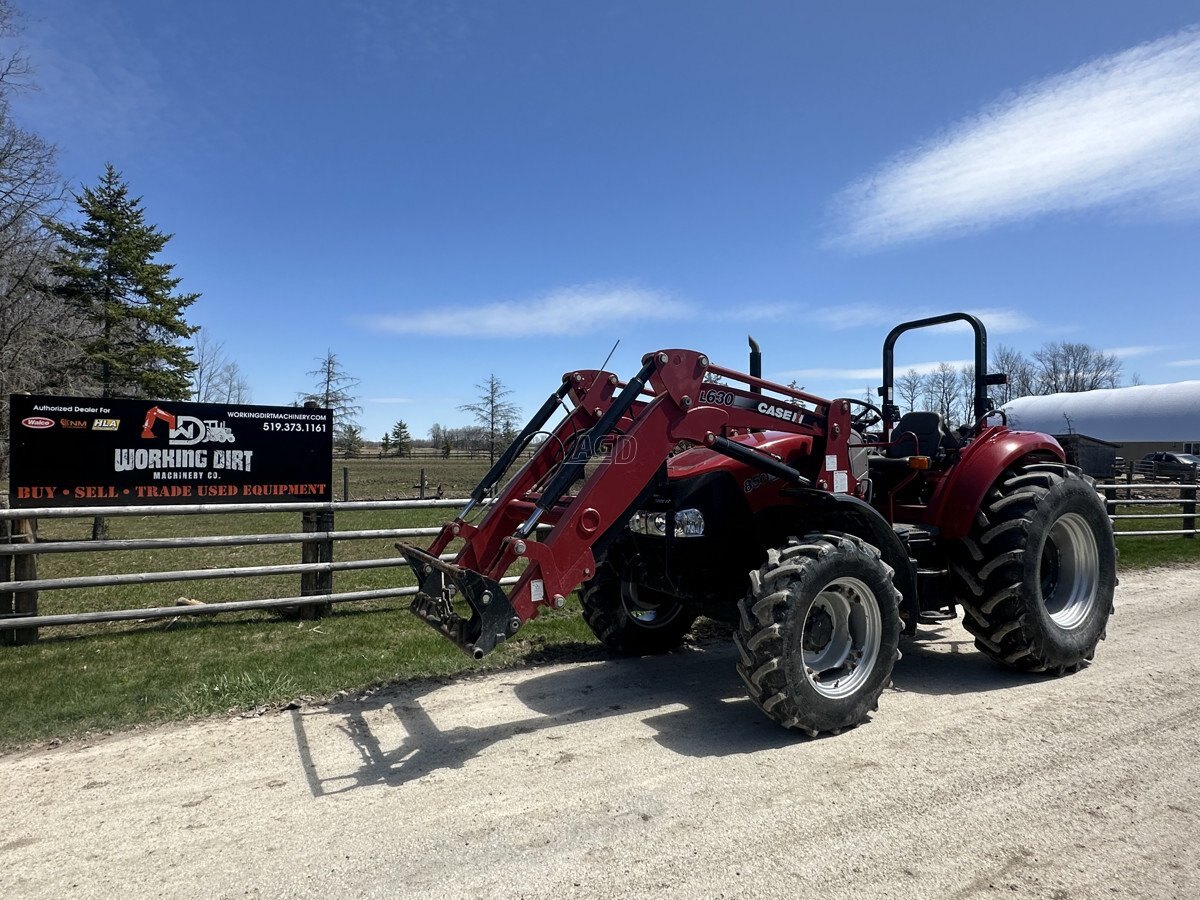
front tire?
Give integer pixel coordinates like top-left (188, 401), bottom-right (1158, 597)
top-left (581, 561), bottom-right (696, 656)
top-left (734, 533), bottom-right (901, 736)
top-left (953, 462), bottom-right (1116, 673)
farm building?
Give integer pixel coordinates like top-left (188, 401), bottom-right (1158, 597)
top-left (1001, 381), bottom-right (1200, 461)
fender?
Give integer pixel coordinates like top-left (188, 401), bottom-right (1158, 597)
top-left (777, 488), bottom-right (919, 624)
top-left (925, 427), bottom-right (1064, 540)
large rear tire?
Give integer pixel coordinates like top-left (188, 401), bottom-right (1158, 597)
top-left (952, 462), bottom-right (1116, 673)
top-left (734, 533), bottom-right (901, 736)
top-left (581, 561), bottom-right (696, 656)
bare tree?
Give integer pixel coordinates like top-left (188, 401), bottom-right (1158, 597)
top-left (210, 361), bottom-right (251, 403)
top-left (191, 331), bottom-right (252, 403)
top-left (923, 362), bottom-right (961, 424)
top-left (1032, 342), bottom-right (1121, 394)
top-left (190, 329), bottom-right (226, 400)
top-left (990, 345), bottom-right (1036, 404)
top-left (0, 0), bottom-right (74, 477)
top-left (896, 368), bottom-right (924, 414)
top-left (957, 364), bottom-right (976, 423)
top-left (459, 373), bottom-right (521, 465)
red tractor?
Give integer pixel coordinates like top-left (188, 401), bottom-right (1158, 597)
top-left (397, 313), bottom-right (1116, 735)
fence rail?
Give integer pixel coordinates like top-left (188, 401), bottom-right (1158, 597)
top-left (1, 482), bottom-right (1195, 644)
top-left (1095, 482), bottom-right (1197, 538)
top-left (0, 497), bottom-right (477, 644)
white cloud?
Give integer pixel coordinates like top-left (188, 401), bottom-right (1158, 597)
top-left (808, 304), bottom-right (896, 332)
top-left (833, 28), bottom-right (1200, 247)
top-left (810, 304), bottom-right (1037, 335)
top-left (713, 302), bottom-right (796, 322)
top-left (779, 359), bottom-right (972, 381)
top-left (1103, 345), bottom-right (1165, 358)
top-left (364, 284), bottom-right (689, 338)
top-left (1167, 358), bottom-right (1200, 367)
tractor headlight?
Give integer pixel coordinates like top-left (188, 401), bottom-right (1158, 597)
top-left (629, 508), bottom-right (705, 537)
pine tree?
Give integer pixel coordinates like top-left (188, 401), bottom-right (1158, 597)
top-left (459, 374), bottom-right (520, 466)
top-left (336, 424), bottom-right (364, 459)
top-left (299, 350), bottom-right (361, 431)
top-left (390, 419), bottom-right (412, 457)
top-left (47, 164), bottom-right (198, 399)
top-left (380, 432), bottom-right (392, 458)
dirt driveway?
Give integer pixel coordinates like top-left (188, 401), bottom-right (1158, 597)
top-left (2, 567), bottom-right (1198, 899)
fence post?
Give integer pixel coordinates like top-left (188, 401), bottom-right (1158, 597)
top-left (342, 466), bottom-right (349, 502)
top-left (1, 518), bottom-right (39, 645)
top-left (299, 509), bottom-right (334, 619)
top-left (0, 516), bottom-right (11, 645)
top-left (1102, 487), bottom-right (1117, 521)
top-left (1183, 485), bottom-right (1196, 540)
top-left (419, 468), bottom-right (426, 500)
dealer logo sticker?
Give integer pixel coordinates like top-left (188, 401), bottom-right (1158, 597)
top-left (92, 418), bottom-right (120, 431)
top-left (21, 416), bottom-right (54, 429)
top-left (60, 419), bottom-right (88, 429)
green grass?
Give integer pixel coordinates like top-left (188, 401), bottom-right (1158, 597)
top-left (0, 458), bottom-right (605, 749)
top-left (336, 456), bottom-right (517, 499)
top-left (0, 461), bottom-right (1195, 750)
top-left (1110, 500), bottom-right (1200, 569)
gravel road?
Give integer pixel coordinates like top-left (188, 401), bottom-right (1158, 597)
top-left (2, 566), bottom-right (1198, 899)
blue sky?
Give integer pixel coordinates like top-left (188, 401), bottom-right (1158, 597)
top-left (12, 1), bottom-right (1200, 440)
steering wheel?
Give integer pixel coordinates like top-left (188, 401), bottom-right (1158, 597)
top-left (846, 398), bottom-right (884, 430)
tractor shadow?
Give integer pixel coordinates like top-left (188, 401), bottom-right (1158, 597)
top-left (894, 625), bottom-right (1047, 696)
top-left (291, 643), bottom-right (795, 796)
top-left (291, 630), bottom-right (1045, 797)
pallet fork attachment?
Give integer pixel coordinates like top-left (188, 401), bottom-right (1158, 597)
top-left (400, 544), bottom-right (519, 659)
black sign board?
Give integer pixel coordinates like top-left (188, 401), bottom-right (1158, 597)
top-left (9, 394), bottom-right (333, 507)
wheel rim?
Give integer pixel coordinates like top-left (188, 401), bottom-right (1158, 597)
top-left (801, 576), bottom-right (881, 699)
top-left (621, 582), bottom-right (684, 630)
top-left (1040, 512), bottom-right (1100, 629)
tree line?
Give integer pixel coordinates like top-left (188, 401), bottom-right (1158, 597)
top-left (890, 342), bottom-right (1126, 426)
top-left (339, 376), bottom-right (522, 462)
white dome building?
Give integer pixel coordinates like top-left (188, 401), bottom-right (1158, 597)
top-left (1001, 381), bottom-right (1200, 460)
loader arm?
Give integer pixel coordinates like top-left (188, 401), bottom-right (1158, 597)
top-left (397, 349), bottom-right (854, 659)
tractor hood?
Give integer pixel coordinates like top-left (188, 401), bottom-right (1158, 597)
top-left (668, 430), bottom-right (816, 479)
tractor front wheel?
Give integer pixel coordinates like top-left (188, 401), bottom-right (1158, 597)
top-left (734, 533), bottom-right (901, 736)
top-left (952, 462), bottom-right (1116, 673)
top-left (581, 562), bottom-right (696, 656)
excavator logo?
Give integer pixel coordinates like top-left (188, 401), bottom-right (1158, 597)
top-left (141, 406), bottom-right (236, 445)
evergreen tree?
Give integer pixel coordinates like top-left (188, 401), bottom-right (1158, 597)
top-left (459, 374), bottom-right (520, 466)
top-left (390, 419), bottom-right (412, 457)
top-left (380, 432), bottom-right (392, 458)
top-left (336, 424), bottom-right (364, 459)
top-left (299, 349), bottom-right (361, 430)
top-left (47, 164), bottom-right (198, 399)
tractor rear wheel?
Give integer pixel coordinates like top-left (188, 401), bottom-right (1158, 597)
top-left (581, 562), bottom-right (696, 656)
top-left (734, 533), bottom-right (901, 736)
top-left (952, 462), bottom-right (1116, 673)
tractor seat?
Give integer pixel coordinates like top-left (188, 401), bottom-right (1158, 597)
top-left (886, 411), bottom-right (958, 459)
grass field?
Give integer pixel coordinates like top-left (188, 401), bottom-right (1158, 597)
top-left (334, 456), bottom-right (505, 500)
top-left (0, 459), bottom-right (1195, 749)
